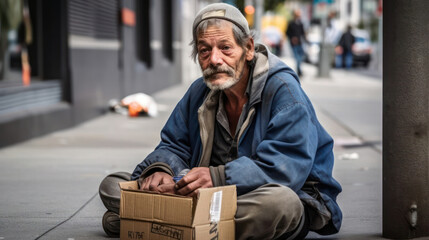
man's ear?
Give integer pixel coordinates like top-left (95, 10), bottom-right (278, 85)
top-left (245, 38), bottom-right (255, 61)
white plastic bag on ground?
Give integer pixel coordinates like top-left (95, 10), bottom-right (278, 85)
top-left (121, 93), bottom-right (158, 117)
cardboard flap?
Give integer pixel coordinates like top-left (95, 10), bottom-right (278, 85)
top-left (119, 181), bottom-right (190, 198)
top-left (119, 180), bottom-right (139, 190)
top-left (192, 185), bottom-right (237, 226)
top-left (120, 181), bottom-right (195, 226)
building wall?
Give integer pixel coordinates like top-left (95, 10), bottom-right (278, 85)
top-left (120, 0), bottom-right (182, 96)
top-left (0, 0), bottom-right (182, 147)
top-left (68, 48), bottom-right (122, 123)
top-left (339, 0), bottom-right (361, 27)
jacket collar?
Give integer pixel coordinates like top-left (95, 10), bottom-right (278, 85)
top-left (247, 44), bottom-right (300, 107)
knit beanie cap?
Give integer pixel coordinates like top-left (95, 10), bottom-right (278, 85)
top-left (193, 3), bottom-right (250, 40)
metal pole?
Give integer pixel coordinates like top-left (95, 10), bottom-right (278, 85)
top-left (254, 0), bottom-right (263, 43)
top-left (317, 16), bottom-right (331, 78)
top-left (376, 14), bottom-right (382, 75)
top-left (383, 0), bottom-right (429, 238)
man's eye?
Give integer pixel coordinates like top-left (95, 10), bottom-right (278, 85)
top-left (199, 49), bottom-right (209, 55)
top-left (222, 46), bottom-right (231, 51)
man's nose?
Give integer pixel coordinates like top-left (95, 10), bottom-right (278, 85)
top-left (209, 48), bottom-right (223, 66)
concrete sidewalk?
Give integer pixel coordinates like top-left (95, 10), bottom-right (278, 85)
top-left (0, 60), bottom-right (384, 240)
top-left (297, 61), bottom-right (383, 239)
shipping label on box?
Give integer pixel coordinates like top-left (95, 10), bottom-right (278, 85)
top-left (121, 219), bottom-right (192, 240)
top-left (119, 181), bottom-right (237, 240)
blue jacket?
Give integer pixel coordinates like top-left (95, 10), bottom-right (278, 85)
top-left (131, 45), bottom-right (342, 234)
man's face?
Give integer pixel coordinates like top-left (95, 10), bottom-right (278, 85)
top-left (197, 23), bottom-right (252, 90)
top-left (294, 10), bottom-right (301, 20)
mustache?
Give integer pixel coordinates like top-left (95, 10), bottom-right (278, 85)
top-left (203, 65), bottom-right (235, 79)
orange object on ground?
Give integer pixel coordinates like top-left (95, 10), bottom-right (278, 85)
top-left (121, 93), bottom-right (158, 117)
top-left (128, 102), bottom-right (143, 117)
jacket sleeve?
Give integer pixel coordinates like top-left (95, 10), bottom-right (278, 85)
top-left (131, 90), bottom-right (194, 180)
top-left (225, 98), bottom-right (318, 196)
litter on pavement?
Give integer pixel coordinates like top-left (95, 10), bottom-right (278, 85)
top-left (338, 152), bottom-right (359, 160)
top-left (109, 93), bottom-right (158, 117)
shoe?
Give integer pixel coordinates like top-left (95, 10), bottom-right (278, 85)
top-left (102, 210), bottom-right (120, 237)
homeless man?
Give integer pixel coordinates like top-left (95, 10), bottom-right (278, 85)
top-left (99, 3), bottom-right (342, 239)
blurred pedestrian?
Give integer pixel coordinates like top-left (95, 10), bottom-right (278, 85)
top-left (335, 25), bottom-right (356, 69)
top-left (286, 9), bottom-right (306, 76)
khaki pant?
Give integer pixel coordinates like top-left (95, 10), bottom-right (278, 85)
top-left (99, 172), bottom-right (309, 240)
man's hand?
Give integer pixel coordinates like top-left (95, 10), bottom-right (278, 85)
top-left (157, 183), bottom-right (176, 194)
top-left (140, 172), bottom-right (175, 193)
top-left (175, 167), bottom-right (213, 197)
top-left (291, 36), bottom-right (299, 45)
top-left (335, 46), bottom-right (343, 55)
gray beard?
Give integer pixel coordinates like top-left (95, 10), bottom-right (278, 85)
top-left (201, 52), bottom-right (247, 90)
top-left (202, 64), bottom-right (238, 90)
top-left (204, 76), bottom-right (239, 90)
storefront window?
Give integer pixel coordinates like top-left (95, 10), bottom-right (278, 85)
top-left (0, 0), bottom-right (64, 114)
top-left (0, 0), bottom-right (33, 86)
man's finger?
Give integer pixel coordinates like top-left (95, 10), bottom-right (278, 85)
top-left (158, 183), bottom-right (176, 194)
top-left (143, 174), bottom-right (160, 191)
top-left (140, 172), bottom-right (174, 191)
top-left (149, 183), bottom-right (160, 192)
top-left (186, 189), bottom-right (200, 198)
top-left (176, 179), bottom-right (201, 196)
top-left (161, 175), bottom-right (175, 185)
top-left (141, 177), bottom-right (151, 190)
top-left (174, 171), bottom-right (199, 189)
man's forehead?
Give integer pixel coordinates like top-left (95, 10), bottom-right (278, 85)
top-left (197, 26), bottom-right (235, 44)
top-left (197, 20), bottom-right (234, 37)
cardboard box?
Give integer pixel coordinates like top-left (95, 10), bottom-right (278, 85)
top-left (119, 181), bottom-right (237, 240)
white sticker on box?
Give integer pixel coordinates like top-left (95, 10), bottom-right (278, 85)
top-left (210, 191), bottom-right (222, 223)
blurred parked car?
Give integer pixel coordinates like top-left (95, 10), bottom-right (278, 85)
top-left (262, 26), bottom-right (284, 56)
top-left (304, 27), bottom-right (372, 68)
top-left (351, 29), bottom-right (372, 67)
top-left (304, 25), bottom-right (321, 64)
